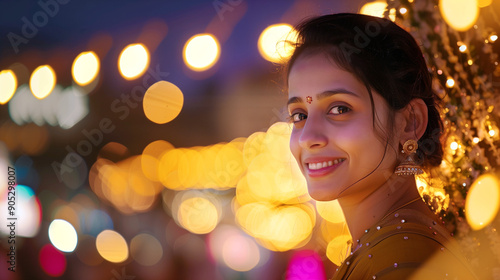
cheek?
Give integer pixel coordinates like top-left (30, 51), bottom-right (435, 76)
top-left (289, 129), bottom-right (301, 161)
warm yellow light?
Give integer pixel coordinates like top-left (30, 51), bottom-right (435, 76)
top-left (316, 200), bottom-right (346, 224)
top-left (0, 70), bottom-right (17, 104)
top-left (439, 0), bottom-right (479, 31)
top-left (48, 219), bottom-right (78, 253)
top-left (30, 65), bottom-right (56, 99)
top-left (468, 59), bottom-right (473, 65)
top-left (183, 34), bottom-right (220, 71)
top-left (450, 141), bottom-right (458, 150)
top-left (326, 234), bottom-right (352, 266)
top-left (490, 35), bottom-right (498, 42)
top-left (178, 196), bottom-right (219, 234)
top-left (118, 43), bottom-right (150, 80)
top-left (143, 81), bottom-right (184, 124)
top-left (473, 137), bottom-right (480, 143)
top-left (400, 7), bottom-right (407, 14)
top-left (465, 174), bottom-right (500, 230)
top-left (360, 1), bottom-right (396, 21)
top-left (477, 0), bottom-right (492, 7)
top-left (72, 51), bottom-right (100, 86)
top-left (459, 45), bottom-right (467, 52)
top-left (96, 230), bottom-right (129, 263)
top-left (258, 24), bottom-right (298, 63)
top-left (489, 130), bottom-right (495, 136)
top-left (446, 78), bottom-right (455, 88)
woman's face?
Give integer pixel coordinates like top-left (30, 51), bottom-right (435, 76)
top-left (288, 53), bottom-right (400, 202)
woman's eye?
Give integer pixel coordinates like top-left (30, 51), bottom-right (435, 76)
top-left (291, 112), bottom-right (307, 123)
top-left (329, 105), bottom-right (351, 115)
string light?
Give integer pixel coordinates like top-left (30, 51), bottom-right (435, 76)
top-left (400, 7), bottom-right (407, 14)
top-left (446, 77), bottom-right (455, 88)
top-left (450, 141), bottom-right (458, 150)
top-left (490, 34), bottom-right (498, 42)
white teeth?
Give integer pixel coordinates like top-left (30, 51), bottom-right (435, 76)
top-left (308, 159), bottom-right (345, 170)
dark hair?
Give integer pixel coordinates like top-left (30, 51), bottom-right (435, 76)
top-left (285, 13), bottom-right (444, 171)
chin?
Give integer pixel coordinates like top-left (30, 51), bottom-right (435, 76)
top-left (307, 185), bottom-right (340, 201)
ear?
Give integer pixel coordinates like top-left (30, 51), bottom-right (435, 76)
top-left (397, 98), bottom-right (428, 146)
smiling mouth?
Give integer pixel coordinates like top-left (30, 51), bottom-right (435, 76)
top-left (306, 158), bottom-right (346, 177)
top-left (307, 158), bottom-right (346, 170)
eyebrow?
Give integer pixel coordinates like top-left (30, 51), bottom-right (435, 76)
top-left (287, 88), bottom-right (359, 106)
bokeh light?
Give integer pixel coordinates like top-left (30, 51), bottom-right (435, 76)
top-left (258, 23), bottom-right (298, 63)
top-left (286, 250), bottom-right (326, 280)
top-left (39, 244), bottom-right (67, 277)
top-left (183, 34), bottom-right (220, 71)
top-left (174, 192), bottom-right (220, 234)
top-left (326, 233), bottom-right (352, 266)
top-left (0, 184), bottom-right (41, 237)
top-left (360, 1), bottom-right (396, 20)
top-left (143, 81), bottom-right (184, 124)
top-left (465, 174), bottom-right (500, 230)
top-left (316, 200), bottom-right (346, 223)
top-left (141, 140), bottom-right (175, 181)
top-left (30, 65), bottom-right (56, 99)
top-left (222, 233), bottom-right (260, 271)
top-left (439, 0), bottom-right (479, 31)
top-left (96, 229), bottom-right (129, 263)
top-left (48, 219), bottom-right (78, 252)
top-left (72, 51), bottom-right (100, 86)
top-left (478, 0), bottom-right (492, 7)
top-left (130, 233), bottom-right (163, 266)
top-left (118, 43), bottom-right (150, 80)
top-left (0, 70), bottom-right (17, 104)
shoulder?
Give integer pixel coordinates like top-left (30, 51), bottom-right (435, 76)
top-left (333, 209), bottom-right (478, 280)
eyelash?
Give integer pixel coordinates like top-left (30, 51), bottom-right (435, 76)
top-left (288, 105), bottom-right (351, 123)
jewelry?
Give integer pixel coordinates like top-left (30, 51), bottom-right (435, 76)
top-left (306, 96), bottom-right (312, 104)
top-left (394, 139), bottom-right (423, 176)
top-left (381, 197), bottom-right (422, 221)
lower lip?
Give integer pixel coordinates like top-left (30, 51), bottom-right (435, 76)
top-left (306, 160), bottom-right (345, 178)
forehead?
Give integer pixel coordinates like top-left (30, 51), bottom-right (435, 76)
top-left (288, 53), bottom-right (365, 97)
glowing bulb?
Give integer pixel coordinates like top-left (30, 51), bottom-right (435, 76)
top-left (118, 43), bottom-right (150, 80)
top-left (468, 59), bottom-right (473, 65)
top-left (459, 45), bottom-right (467, 52)
top-left (0, 70), bottom-right (17, 104)
top-left (446, 78), bottom-right (455, 88)
top-left (30, 65), bottom-right (56, 99)
top-left (473, 137), bottom-right (479, 143)
top-left (490, 35), bottom-right (498, 42)
top-left (465, 174), bottom-right (500, 230)
top-left (48, 219), bottom-right (78, 252)
top-left (72, 51), bottom-right (100, 86)
top-left (258, 24), bottom-right (298, 63)
top-left (183, 34), bottom-right (220, 71)
top-left (360, 1), bottom-right (396, 21)
top-left (400, 7), bottom-right (407, 14)
top-left (489, 130), bottom-right (495, 136)
top-left (439, 0), bottom-right (479, 31)
top-left (450, 141), bottom-right (458, 150)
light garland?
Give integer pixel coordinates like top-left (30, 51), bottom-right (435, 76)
top-left (386, 0), bottom-right (500, 276)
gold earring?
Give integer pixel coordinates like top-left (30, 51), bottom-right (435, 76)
top-left (395, 139), bottom-right (423, 176)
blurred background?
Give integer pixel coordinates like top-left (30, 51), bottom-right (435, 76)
top-left (1, 0), bottom-right (500, 279)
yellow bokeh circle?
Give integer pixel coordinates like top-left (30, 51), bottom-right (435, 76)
top-left (143, 81), bottom-right (184, 124)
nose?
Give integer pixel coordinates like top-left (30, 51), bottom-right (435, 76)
top-left (298, 115), bottom-right (328, 150)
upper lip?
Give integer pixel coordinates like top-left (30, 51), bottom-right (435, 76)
top-left (303, 156), bottom-right (346, 164)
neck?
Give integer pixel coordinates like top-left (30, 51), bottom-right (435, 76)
top-left (338, 174), bottom-right (422, 243)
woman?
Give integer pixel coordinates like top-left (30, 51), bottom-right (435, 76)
top-left (286, 13), bottom-right (478, 279)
